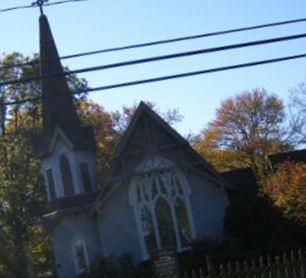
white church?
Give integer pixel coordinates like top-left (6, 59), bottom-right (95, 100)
top-left (34, 14), bottom-right (233, 277)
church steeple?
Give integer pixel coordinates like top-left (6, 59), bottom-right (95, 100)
top-left (36, 14), bottom-right (95, 155)
top-left (39, 14), bottom-right (81, 136)
top-left (35, 14), bottom-right (97, 204)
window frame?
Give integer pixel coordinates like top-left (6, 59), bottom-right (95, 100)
top-left (72, 238), bottom-right (89, 275)
top-left (59, 154), bottom-right (75, 197)
top-left (45, 168), bottom-right (57, 201)
top-left (79, 162), bottom-right (92, 193)
top-left (129, 156), bottom-right (196, 259)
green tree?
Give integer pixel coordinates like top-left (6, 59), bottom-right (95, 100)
top-left (0, 52), bottom-right (88, 277)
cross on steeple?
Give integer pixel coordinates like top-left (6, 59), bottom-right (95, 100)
top-left (32, 0), bottom-right (49, 15)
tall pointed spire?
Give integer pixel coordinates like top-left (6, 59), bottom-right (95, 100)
top-left (35, 14), bottom-right (96, 155)
top-left (39, 14), bottom-right (81, 135)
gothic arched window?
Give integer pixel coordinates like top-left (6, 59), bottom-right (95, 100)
top-left (79, 162), bottom-right (92, 193)
top-left (60, 154), bottom-right (75, 196)
top-left (73, 238), bottom-right (89, 274)
top-left (46, 168), bottom-right (56, 201)
top-left (129, 157), bottom-right (195, 259)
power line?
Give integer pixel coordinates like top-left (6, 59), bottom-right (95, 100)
top-left (44, 0), bottom-right (89, 7)
top-left (59, 17), bottom-right (306, 58)
top-left (3, 53), bottom-right (306, 106)
top-left (0, 4), bottom-right (33, 13)
top-left (1, 17), bottom-right (306, 71)
top-left (0, 0), bottom-right (89, 13)
top-left (0, 32), bottom-right (306, 87)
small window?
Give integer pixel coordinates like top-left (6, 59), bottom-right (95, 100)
top-left (46, 169), bottom-right (56, 200)
top-left (60, 154), bottom-right (75, 196)
top-left (73, 240), bottom-right (88, 274)
top-left (79, 162), bottom-right (92, 193)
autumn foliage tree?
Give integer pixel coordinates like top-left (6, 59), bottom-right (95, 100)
top-left (263, 161), bottom-right (306, 227)
top-left (194, 89), bottom-right (292, 182)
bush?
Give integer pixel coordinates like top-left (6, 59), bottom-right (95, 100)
top-left (81, 254), bottom-right (152, 278)
top-left (224, 197), bottom-right (306, 254)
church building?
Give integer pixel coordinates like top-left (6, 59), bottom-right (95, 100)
top-left (34, 14), bottom-right (231, 277)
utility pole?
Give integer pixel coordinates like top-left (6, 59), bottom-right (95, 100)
top-left (31, 0), bottom-right (49, 15)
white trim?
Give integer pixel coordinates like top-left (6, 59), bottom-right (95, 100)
top-left (133, 205), bottom-right (149, 260)
top-left (49, 126), bottom-right (74, 153)
top-left (72, 237), bottom-right (90, 275)
top-left (176, 171), bottom-right (197, 240)
top-left (170, 198), bottom-right (181, 250)
top-left (43, 170), bottom-right (51, 201)
top-left (151, 201), bottom-right (161, 250)
top-left (135, 155), bottom-right (175, 174)
top-left (44, 168), bottom-right (58, 201)
top-left (78, 161), bottom-right (95, 193)
top-left (41, 129), bottom-right (95, 200)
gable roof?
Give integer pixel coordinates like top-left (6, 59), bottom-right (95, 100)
top-left (221, 167), bottom-right (258, 201)
top-left (269, 149), bottom-right (306, 168)
top-left (94, 102), bottom-right (232, 206)
top-left (116, 102), bottom-right (222, 176)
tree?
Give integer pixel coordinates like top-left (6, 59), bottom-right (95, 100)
top-left (193, 127), bottom-right (247, 172)
top-left (0, 52), bottom-right (88, 277)
top-left (0, 52), bottom-right (88, 134)
top-left (224, 161), bottom-right (306, 253)
top-left (263, 161), bottom-right (306, 227)
top-left (0, 52), bottom-right (183, 275)
top-left (194, 89), bottom-right (292, 182)
top-left (0, 133), bottom-right (53, 277)
top-left (290, 81), bottom-right (306, 145)
top-left (224, 196), bottom-right (305, 255)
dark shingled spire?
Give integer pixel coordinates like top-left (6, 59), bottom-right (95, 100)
top-left (40, 14), bottom-right (80, 134)
top-left (34, 15), bottom-right (95, 156)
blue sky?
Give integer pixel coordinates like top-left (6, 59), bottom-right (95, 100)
top-left (0, 0), bottom-right (305, 135)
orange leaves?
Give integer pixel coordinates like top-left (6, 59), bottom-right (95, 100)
top-left (263, 161), bottom-right (306, 225)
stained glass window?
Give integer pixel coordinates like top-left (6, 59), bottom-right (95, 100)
top-left (60, 154), bottom-right (75, 196)
top-left (140, 206), bottom-right (157, 253)
top-left (156, 198), bottom-right (176, 248)
top-left (130, 157), bottom-right (194, 258)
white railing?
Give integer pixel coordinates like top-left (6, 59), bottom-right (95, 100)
top-left (182, 250), bottom-right (305, 278)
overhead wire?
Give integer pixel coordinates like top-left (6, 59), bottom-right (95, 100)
top-left (3, 52), bottom-right (306, 106)
top-left (0, 3), bottom-right (305, 107)
top-left (0, 32), bottom-right (306, 87)
top-left (0, 0), bottom-right (89, 13)
top-left (0, 17), bottom-right (306, 71)
top-left (44, 0), bottom-right (90, 7)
